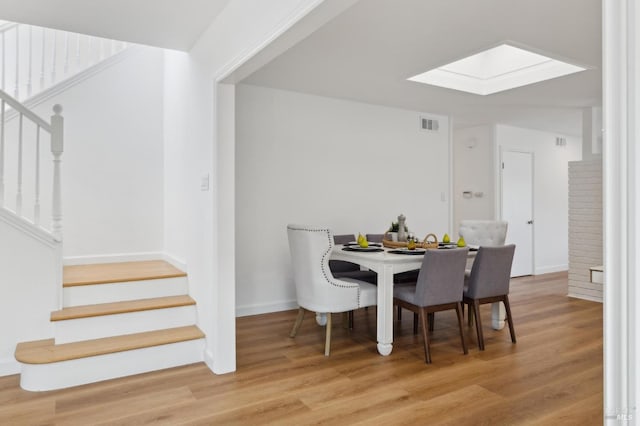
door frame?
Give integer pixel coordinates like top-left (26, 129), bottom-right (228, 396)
top-left (498, 147), bottom-right (535, 276)
top-left (603, 0), bottom-right (638, 421)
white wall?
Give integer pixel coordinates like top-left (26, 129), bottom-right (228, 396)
top-left (495, 124), bottom-right (582, 274)
top-left (235, 84), bottom-right (451, 315)
top-left (453, 124), bottom-right (495, 234)
top-left (17, 46), bottom-right (165, 259)
top-left (0, 215), bottom-right (59, 375)
top-left (162, 0), bottom-right (335, 374)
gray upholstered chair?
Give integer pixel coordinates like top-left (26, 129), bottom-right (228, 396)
top-left (463, 244), bottom-right (516, 350)
top-left (366, 233), bottom-right (385, 243)
top-left (364, 233), bottom-right (420, 285)
top-left (329, 234), bottom-right (377, 284)
top-left (459, 220), bottom-right (508, 246)
top-left (287, 225), bottom-right (377, 355)
top-left (393, 248), bottom-right (469, 363)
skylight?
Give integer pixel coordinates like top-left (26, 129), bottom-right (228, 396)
top-left (408, 44), bottom-right (586, 95)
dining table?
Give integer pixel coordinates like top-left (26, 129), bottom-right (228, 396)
top-left (331, 243), bottom-right (505, 356)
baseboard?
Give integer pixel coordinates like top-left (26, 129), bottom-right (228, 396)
top-left (535, 264), bottom-right (568, 275)
top-left (204, 347), bottom-right (236, 375)
top-left (0, 357), bottom-right (20, 377)
top-left (235, 300), bottom-right (298, 317)
top-left (0, 207), bottom-right (60, 247)
top-left (204, 349), bottom-right (215, 373)
top-left (568, 292), bottom-right (603, 303)
top-left (63, 252), bottom-right (165, 265)
top-left (162, 253), bottom-right (188, 273)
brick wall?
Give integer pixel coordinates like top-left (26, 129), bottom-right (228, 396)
top-left (568, 159), bottom-right (603, 302)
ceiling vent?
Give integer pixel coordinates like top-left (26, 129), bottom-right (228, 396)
top-left (420, 116), bottom-right (439, 131)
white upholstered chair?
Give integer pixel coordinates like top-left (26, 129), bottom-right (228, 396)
top-left (459, 220), bottom-right (508, 275)
top-left (458, 220), bottom-right (508, 247)
top-left (287, 224), bottom-right (377, 355)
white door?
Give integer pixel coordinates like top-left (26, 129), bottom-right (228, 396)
top-left (501, 150), bottom-right (534, 276)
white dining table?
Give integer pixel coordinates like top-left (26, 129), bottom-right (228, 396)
top-left (331, 244), bottom-right (504, 356)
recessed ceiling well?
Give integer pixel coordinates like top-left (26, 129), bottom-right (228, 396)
top-left (238, 0), bottom-right (602, 135)
top-left (408, 44), bottom-right (587, 96)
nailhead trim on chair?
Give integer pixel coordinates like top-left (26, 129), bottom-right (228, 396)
top-left (287, 224), bottom-right (362, 307)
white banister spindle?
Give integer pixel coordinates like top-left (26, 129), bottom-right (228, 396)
top-left (2, 32), bottom-right (5, 91)
top-left (75, 33), bottom-right (81, 69)
top-left (16, 113), bottom-right (23, 215)
top-left (51, 30), bottom-right (57, 84)
top-left (27, 26), bottom-right (33, 97)
top-left (14, 25), bottom-right (19, 98)
top-left (88, 37), bottom-right (94, 65)
top-left (63, 32), bottom-right (69, 75)
top-left (34, 125), bottom-right (40, 225)
top-left (50, 104), bottom-right (63, 240)
top-left (99, 39), bottom-right (104, 61)
top-left (0, 100), bottom-right (4, 206)
top-left (40, 28), bottom-right (45, 90)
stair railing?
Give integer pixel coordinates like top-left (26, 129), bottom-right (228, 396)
top-left (0, 88), bottom-right (63, 239)
top-left (0, 21), bottom-right (127, 102)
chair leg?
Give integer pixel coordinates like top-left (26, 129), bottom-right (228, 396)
top-left (473, 300), bottom-right (485, 351)
top-left (413, 312), bottom-right (418, 334)
top-left (419, 307), bottom-right (432, 364)
top-left (455, 302), bottom-right (468, 355)
top-left (348, 310), bottom-right (354, 329)
top-left (397, 305), bottom-right (402, 320)
top-left (428, 312), bottom-right (435, 332)
top-left (324, 313), bottom-right (332, 356)
top-left (503, 296), bottom-right (517, 343)
top-left (290, 308), bottom-right (305, 338)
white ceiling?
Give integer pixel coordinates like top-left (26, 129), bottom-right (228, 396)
top-left (239, 0), bottom-right (602, 136)
top-left (0, 0), bottom-right (231, 50)
top-left (0, 0), bottom-right (601, 135)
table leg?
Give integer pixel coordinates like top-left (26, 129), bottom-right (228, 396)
top-left (491, 302), bottom-right (505, 330)
top-left (377, 264), bottom-right (394, 356)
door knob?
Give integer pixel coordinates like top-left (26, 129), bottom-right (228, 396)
top-left (527, 220), bottom-right (533, 224)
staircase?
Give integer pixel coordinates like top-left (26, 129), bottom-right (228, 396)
top-left (15, 260), bottom-right (205, 391)
top-left (0, 22), bottom-right (206, 391)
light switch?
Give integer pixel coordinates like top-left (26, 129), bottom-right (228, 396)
top-left (200, 174), bottom-right (210, 191)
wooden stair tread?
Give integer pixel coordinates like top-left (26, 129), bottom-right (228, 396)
top-left (50, 295), bottom-right (195, 321)
top-left (15, 326), bottom-right (204, 364)
top-left (63, 260), bottom-right (186, 287)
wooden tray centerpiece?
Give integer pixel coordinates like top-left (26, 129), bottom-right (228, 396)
top-left (382, 232), bottom-right (438, 249)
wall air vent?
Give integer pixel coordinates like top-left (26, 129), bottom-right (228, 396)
top-left (420, 116), bottom-right (439, 131)
top-left (556, 137), bottom-right (567, 146)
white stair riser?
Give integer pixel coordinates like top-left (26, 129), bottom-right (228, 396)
top-left (63, 277), bottom-right (188, 307)
top-left (53, 306), bottom-right (197, 344)
top-left (19, 338), bottom-right (205, 391)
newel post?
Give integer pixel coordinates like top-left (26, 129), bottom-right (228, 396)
top-left (51, 104), bottom-right (63, 240)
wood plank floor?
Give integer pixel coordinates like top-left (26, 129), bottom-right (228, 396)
top-left (1, 272), bottom-right (602, 425)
